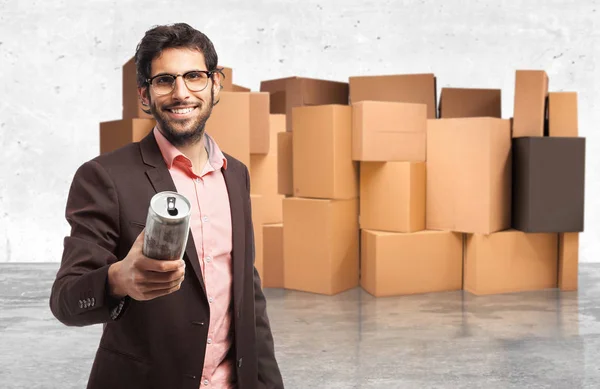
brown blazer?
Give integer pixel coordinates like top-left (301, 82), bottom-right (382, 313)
top-left (49, 131), bottom-right (284, 389)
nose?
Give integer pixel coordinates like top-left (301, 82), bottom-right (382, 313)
top-left (171, 76), bottom-right (190, 101)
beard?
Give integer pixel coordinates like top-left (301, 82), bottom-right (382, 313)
top-left (150, 90), bottom-right (214, 148)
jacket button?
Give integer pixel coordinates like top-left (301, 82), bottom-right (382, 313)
top-left (78, 300), bottom-right (83, 308)
top-left (237, 358), bottom-right (243, 368)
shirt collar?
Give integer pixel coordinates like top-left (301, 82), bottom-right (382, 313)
top-left (153, 126), bottom-right (228, 171)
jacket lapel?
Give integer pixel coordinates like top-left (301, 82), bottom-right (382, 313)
top-left (139, 132), bottom-right (207, 298)
top-left (221, 160), bottom-right (246, 315)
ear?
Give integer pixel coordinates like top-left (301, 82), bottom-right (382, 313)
top-left (212, 69), bottom-right (223, 98)
top-left (138, 86), bottom-right (150, 106)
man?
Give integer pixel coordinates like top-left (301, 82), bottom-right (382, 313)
top-left (49, 23), bottom-right (284, 389)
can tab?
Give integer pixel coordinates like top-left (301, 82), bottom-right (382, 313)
top-left (167, 197), bottom-right (179, 216)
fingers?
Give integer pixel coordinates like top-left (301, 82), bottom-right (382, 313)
top-left (135, 281), bottom-right (184, 301)
top-left (137, 257), bottom-right (185, 273)
top-left (138, 266), bottom-right (186, 284)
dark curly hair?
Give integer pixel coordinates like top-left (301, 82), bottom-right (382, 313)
top-left (134, 23), bottom-right (222, 89)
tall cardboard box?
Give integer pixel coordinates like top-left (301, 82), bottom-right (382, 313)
top-left (349, 73), bottom-right (437, 119)
top-left (283, 197), bottom-right (359, 295)
top-left (352, 101), bottom-right (427, 162)
top-left (263, 223), bottom-right (284, 288)
top-left (122, 57), bottom-right (154, 120)
top-left (512, 70), bottom-right (549, 138)
top-left (512, 137), bottom-right (585, 232)
top-left (250, 114), bottom-right (286, 223)
top-left (559, 232), bottom-right (579, 291)
top-left (548, 92), bottom-right (578, 137)
top-left (277, 132), bottom-right (293, 196)
top-left (260, 76), bottom-right (349, 131)
top-left (99, 118), bottom-right (156, 154)
top-left (360, 162), bottom-right (425, 232)
top-left (293, 105), bottom-right (358, 199)
top-left (464, 230), bottom-right (558, 295)
top-left (204, 92), bottom-right (251, 168)
top-left (438, 88), bottom-right (501, 118)
top-left (361, 230), bottom-right (463, 297)
top-left (426, 117), bottom-right (512, 234)
top-left (249, 92), bottom-right (270, 154)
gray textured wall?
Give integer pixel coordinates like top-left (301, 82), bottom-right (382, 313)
top-left (1, 0), bottom-right (598, 263)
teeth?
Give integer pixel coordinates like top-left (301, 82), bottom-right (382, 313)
top-left (170, 107), bottom-right (194, 114)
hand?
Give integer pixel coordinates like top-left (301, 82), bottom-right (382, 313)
top-left (108, 229), bottom-right (186, 301)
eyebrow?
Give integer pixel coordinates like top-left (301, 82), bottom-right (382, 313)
top-left (150, 69), bottom-right (208, 78)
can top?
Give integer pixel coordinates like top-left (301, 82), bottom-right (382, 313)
top-left (150, 191), bottom-right (191, 220)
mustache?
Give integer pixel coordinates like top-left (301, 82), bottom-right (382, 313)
top-left (164, 101), bottom-right (201, 109)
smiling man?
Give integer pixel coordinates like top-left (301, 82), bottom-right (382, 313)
top-left (49, 23), bottom-right (284, 389)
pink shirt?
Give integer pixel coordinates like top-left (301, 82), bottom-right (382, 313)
top-left (154, 127), bottom-right (236, 389)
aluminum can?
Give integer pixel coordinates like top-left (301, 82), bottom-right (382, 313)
top-left (142, 191), bottom-right (191, 260)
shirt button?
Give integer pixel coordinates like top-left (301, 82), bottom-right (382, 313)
top-left (202, 215), bottom-right (209, 223)
top-left (208, 297), bottom-right (214, 303)
top-left (203, 379), bottom-right (209, 386)
top-left (207, 338), bottom-right (212, 344)
top-left (195, 178), bottom-right (201, 183)
top-left (206, 256), bottom-right (212, 263)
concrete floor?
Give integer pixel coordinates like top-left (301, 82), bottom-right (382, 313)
top-left (1, 264), bottom-right (600, 388)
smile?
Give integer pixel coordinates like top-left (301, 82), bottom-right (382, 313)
top-left (166, 106), bottom-right (197, 116)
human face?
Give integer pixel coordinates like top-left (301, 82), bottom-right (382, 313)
top-left (139, 47), bottom-right (220, 147)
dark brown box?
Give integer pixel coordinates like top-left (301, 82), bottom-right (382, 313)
top-left (438, 87), bottom-right (501, 118)
top-left (349, 73), bottom-right (437, 119)
top-left (512, 137), bottom-right (585, 232)
top-left (260, 77), bottom-right (349, 131)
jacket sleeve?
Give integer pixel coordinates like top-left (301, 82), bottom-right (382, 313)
top-left (244, 165), bottom-right (285, 388)
top-left (49, 159), bottom-right (128, 326)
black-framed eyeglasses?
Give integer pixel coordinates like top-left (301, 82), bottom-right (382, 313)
top-left (146, 69), bottom-right (223, 96)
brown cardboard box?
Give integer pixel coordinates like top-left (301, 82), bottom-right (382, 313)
top-left (512, 70), bottom-right (549, 138)
top-left (277, 132), bottom-right (293, 196)
top-left (349, 73), bottom-right (437, 119)
top-left (232, 84), bottom-right (251, 92)
top-left (464, 230), bottom-right (558, 295)
top-left (263, 223), bottom-right (284, 288)
top-left (361, 229), bottom-right (463, 297)
top-left (293, 105), bottom-right (358, 199)
top-left (439, 87), bottom-right (501, 118)
top-left (122, 57), bottom-right (154, 120)
top-left (283, 197), bottom-right (359, 295)
top-left (260, 76), bottom-right (349, 131)
top-left (219, 66), bottom-right (233, 91)
top-left (250, 114), bottom-right (286, 223)
top-left (249, 92), bottom-right (270, 154)
top-left (360, 162), bottom-right (425, 232)
top-left (549, 92), bottom-right (578, 137)
top-left (99, 118), bottom-right (156, 154)
top-left (352, 101), bottom-right (427, 162)
top-left (426, 117), bottom-right (511, 234)
top-left (559, 232), bottom-right (579, 291)
top-left (251, 194), bottom-right (264, 281)
top-left (512, 137), bottom-right (585, 232)
top-left (204, 92), bottom-right (250, 168)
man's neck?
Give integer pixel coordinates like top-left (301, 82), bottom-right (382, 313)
top-left (178, 137), bottom-right (209, 176)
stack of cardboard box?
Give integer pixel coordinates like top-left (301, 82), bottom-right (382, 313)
top-left (103, 58), bottom-right (584, 298)
top-left (260, 77), bottom-right (355, 295)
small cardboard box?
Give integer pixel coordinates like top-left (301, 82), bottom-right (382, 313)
top-left (260, 76), bottom-right (349, 131)
top-left (263, 223), bottom-right (284, 288)
top-left (292, 105), bottom-right (358, 200)
top-left (438, 87), bottom-right (501, 118)
top-left (559, 232), bottom-right (579, 291)
top-left (283, 197), bottom-right (359, 295)
top-left (349, 73), bottom-right (437, 119)
top-left (360, 162), bottom-right (425, 232)
top-left (426, 117), bottom-right (512, 234)
top-left (512, 70), bottom-right (549, 138)
top-left (464, 230), bottom-right (558, 295)
top-left (548, 92), bottom-right (578, 137)
top-left (361, 229), bottom-right (463, 297)
top-left (277, 132), bottom-right (293, 196)
top-left (352, 101), bottom-right (427, 162)
top-left (99, 118), bottom-right (156, 154)
top-left (512, 137), bottom-right (585, 232)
